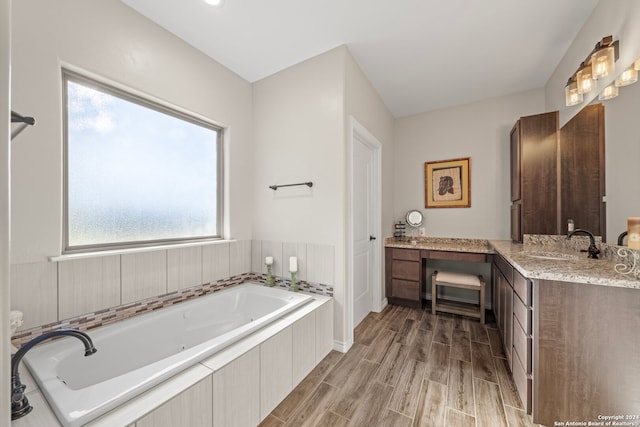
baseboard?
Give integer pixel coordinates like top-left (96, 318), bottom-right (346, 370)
top-left (333, 339), bottom-right (353, 353)
top-left (375, 298), bottom-right (388, 312)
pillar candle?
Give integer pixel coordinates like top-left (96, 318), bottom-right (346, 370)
top-left (628, 217), bottom-right (640, 249)
top-left (289, 256), bottom-right (298, 272)
top-left (265, 256), bottom-right (273, 265)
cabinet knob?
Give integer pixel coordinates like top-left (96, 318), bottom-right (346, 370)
top-left (369, 236), bottom-right (376, 241)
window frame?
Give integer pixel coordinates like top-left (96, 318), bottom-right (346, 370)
top-left (62, 68), bottom-right (224, 254)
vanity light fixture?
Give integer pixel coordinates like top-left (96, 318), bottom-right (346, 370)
top-left (565, 79), bottom-right (583, 107)
top-left (204, 0), bottom-right (224, 6)
top-left (565, 35), bottom-right (619, 106)
top-left (615, 65), bottom-right (638, 87)
top-left (576, 63), bottom-right (594, 94)
top-left (598, 83), bottom-right (618, 101)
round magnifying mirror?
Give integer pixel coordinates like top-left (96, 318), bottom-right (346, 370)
top-left (405, 210), bottom-right (423, 227)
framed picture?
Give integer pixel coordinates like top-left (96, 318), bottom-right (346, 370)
top-left (425, 157), bottom-right (471, 208)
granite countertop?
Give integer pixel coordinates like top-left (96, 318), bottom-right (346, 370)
top-left (490, 239), bottom-right (640, 289)
top-left (385, 237), bottom-right (493, 253)
top-left (385, 236), bottom-right (640, 289)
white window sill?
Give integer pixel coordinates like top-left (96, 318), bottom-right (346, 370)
top-left (49, 239), bottom-right (237, 262)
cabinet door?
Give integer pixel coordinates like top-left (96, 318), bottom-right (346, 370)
top-left (519, 111), bottom-right (559, 236)
top-left (213, 347), bottom-right (260, 427)
top-left (492, 264), bottom-right (501, 327)
top-left (510, 122), bottom-right (521, 202)
top-left (511, 202), bottom-right (522, 243)
top-left (503, 283), bottom-right (513, 368)
top-left (135, 376), bottom-right (213, 427)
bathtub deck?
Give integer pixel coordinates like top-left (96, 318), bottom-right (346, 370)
top-left (261, 303), bottom-right (543, 427)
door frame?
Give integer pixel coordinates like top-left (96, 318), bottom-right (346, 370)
top-left (346, 116), bottom-right (383, 346)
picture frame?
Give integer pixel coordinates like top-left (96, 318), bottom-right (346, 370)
top-left (425, 157), bottom-right (471, 208)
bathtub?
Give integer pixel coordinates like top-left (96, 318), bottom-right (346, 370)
top-left (23, 282), bottom-right (313, 427)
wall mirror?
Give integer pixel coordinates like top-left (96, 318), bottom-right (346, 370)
top-left (405, 210), bottom-right (424, 227)
top-left (585, 62), bottom-right (640, 244)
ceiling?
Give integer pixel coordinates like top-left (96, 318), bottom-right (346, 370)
top-left (121, 0), bottom-right (599, 118)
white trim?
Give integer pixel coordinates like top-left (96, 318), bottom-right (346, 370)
top-left (50, 239), bottom-right (236, 262)
top-left (333, 339), bottom-right (353, 354)
top-left (346, 117), bottom-right (383, 345)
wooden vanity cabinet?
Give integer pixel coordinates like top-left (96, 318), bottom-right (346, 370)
top-left (510, 105), bottom-right (606, 242)
top-left (385, 247), bottom-right (422, 308)
top-left (493, 254), bottom-right (533, 413)
top-left (510, 111), bottom-right (559, 242)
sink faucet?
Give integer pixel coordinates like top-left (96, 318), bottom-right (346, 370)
top-left (11, 328), bottom-right (97, 420)
top-left (567, 229), bottom-right (601, 259)
top-left (618, 231), bottom-right (628, 246)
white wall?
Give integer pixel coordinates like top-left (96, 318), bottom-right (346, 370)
top-left (1, 0), bottom-right (11, 423)
top-left (252, 47), bottom-right (347, 344)
top-left (252, 46), bottom-right (394, 346)
top-left (11, 0), bottom-right (253, 264)
top-left (393, 89), bottom-right (545, 240)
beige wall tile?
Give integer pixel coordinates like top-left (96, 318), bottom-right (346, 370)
top-left (307, 244), bottom-right (334, 285)
top-left (121, 251), bottom-right (167, 304)
top-left (202, 242), bottom-right (229, 283)
top-left (58, 256), bottom-right (121, 320)
top-left (283, 242), bottom-right (307, 281)
top-left (229, 240), bottom-right (251, 276)
top-left (167, 246), bottom-right (202, 292)
top-left (11, 261), bottom-right (58, 330)
top-left (135, 376), bottom-right (213, 427)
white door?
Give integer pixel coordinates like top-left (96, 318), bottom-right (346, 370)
top-left (353, 134), bottom-right (374, 327)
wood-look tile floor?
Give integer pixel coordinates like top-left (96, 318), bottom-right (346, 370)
top-left (260, 303), bottom-right (545, 427)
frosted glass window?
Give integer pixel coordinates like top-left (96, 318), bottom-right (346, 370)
top-left (63, 70), bottom-right (223, 251)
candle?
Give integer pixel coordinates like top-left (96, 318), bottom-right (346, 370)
top-left (289, 256), bottom-right (298, 272)
top-left (265, 256), bottom-right (273, 265)
top-left (629, 217), bottom-right (640, 249)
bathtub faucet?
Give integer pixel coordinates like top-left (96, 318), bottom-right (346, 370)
top-left (11, 328), bottom-right (98, 420)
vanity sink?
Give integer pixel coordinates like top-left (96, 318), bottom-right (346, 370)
top-left (525, 251), bottom-right (581, 261)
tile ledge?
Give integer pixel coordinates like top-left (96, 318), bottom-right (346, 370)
top-left (49, 239), bottom-right (238, 262)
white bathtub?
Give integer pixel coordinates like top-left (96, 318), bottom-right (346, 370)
top-left (23, 282), bottom-right (313, 427)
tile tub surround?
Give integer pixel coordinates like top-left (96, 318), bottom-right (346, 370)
top-left (11, 273), bottom-right (334, 349)
top-left (10, 294), bottom-right (334, 427)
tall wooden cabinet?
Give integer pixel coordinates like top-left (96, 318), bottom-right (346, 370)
top-left (510, 111), bottom-right (559, 242)
top-left (510, 106), bottom-right (606, 242)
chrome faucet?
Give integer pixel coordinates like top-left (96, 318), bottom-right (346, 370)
top-left (567, 229), bottom-right (600, 259)
top-left (11, 328), bottom-right (97, 420)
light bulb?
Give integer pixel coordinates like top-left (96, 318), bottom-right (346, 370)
top-left (615, 66), bottom-right (638, 87)
top-left (598, 83), bottom-right (618, 101)
top-left (565, 80), bottom-right (583, 107)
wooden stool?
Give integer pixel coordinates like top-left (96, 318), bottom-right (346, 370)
top-left (431, 270), bottom-right (485, 324)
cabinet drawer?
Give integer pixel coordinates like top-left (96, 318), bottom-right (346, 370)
top-left (513, 270), bottom-right (531, 306)
top-left (427, 250), bottom-right (487, 263)
top-left (391, 279), bottom-right (420, 301)
top-left (511, 344), bottom-right (532, 413)
top-left (513, 293), bottom-right (531, 334)
top-left (391, 260), bottom-right (420, 281)
top-left (391, 248), bottom-right (420, 261)
top-left (495, 255), bottom-right (513, 284)
top-left (513, 315), bottom-right (531, 373)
